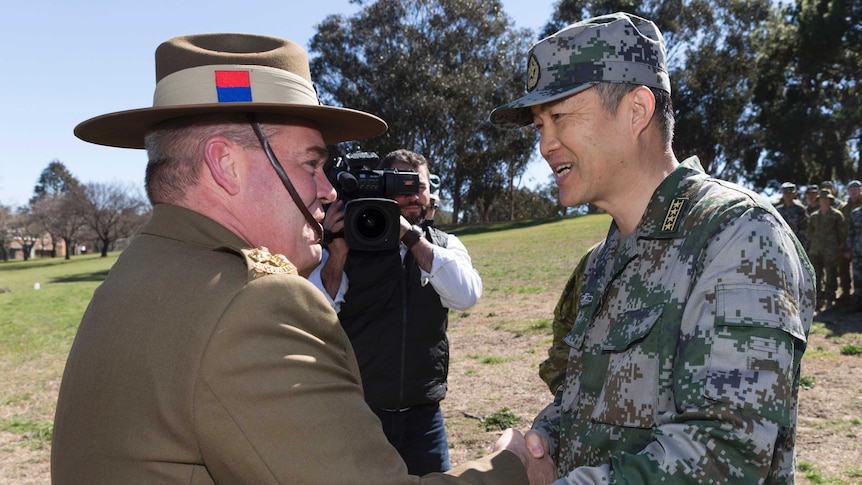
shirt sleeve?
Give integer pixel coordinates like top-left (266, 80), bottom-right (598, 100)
top-left (422, 234), bottom-right (483, 310)
top-left (307, 248), bottom-right (349, 313)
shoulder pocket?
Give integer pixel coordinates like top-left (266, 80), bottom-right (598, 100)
top-left (706, 284), bottom-right (805, 426)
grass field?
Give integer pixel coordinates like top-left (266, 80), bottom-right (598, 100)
top-left (1, 213), bottom-right (860, 483)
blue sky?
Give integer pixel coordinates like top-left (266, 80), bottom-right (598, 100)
top-left (0, 0), bottom-right (555, 209)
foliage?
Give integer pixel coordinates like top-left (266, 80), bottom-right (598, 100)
top-left (839, 344), bottom-right (862, 356)
top-left (77, 182), bottom-right (150, 257)
top-left (30, 160), bottom-right (80, 205)
top-left (0, 204), bottom-right (13, 261)
top-left (28, 187), bottom-right (89, 260)
top-left (480, 406), bottom-right (520, 431)
top-left (0, 418), bottom-right (54, 450)
top-left (309, 0), bottom-right (539, 222)
top-left (2, 162), bottom-right (150, 262)
top-left (799, 374), bottom-right (816, 389)
top-left (751, 0), bottom-right (862, 187)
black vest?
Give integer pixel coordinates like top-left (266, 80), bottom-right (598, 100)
top-left (339, 227), bottom-right (450, 409)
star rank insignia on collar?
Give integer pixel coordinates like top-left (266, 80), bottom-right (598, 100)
top-left (242, 246), bottom-right (297, 279)
top-left (661, 198), bottom-right (688, 233)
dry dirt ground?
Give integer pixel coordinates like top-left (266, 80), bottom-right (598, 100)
top-left (2, 296), bottom-right (860, 484)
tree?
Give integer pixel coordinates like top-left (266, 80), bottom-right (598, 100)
top-left (543, 1), bottom-right (770, 184)
top-left (672, 0), bottom-right (770, 182)
top-left (31, 160), bottom-right (80, 204)
top-left (76, 182), bottom-right (149, 257)
top-left (29, 187), bottom-right (89, 260)
top-left (752, 0), bottom-right (862, 187)
top-left (28, 160), bottom-right (83, 257)
top-left (309, 0), bottom-right (538, 223)
top-left (0, 204), bottom-right (13, 262)
top-left (8, 208), bottom-right (40, 261)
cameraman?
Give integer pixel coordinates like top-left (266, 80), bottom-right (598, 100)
top-left (310, 149), bottom-right (482, 474)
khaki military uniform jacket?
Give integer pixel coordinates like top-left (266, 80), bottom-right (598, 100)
top-left (52, 203), bottom-right (525, 485)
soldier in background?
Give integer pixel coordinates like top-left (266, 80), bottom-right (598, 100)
top-left (845, 203), bottom-right (862, 311)
top-left (775, 182), bottom-right (808, 248)
top-left (808, 188), bottom-right (847, 310)
top-left (821, 180), bottom-right (843, 208)
top-left (838, 180), bottom-right (862, 303)
top-left (805, 184), bottom-right (820, 215)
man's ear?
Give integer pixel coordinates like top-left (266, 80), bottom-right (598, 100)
top-left (629, 86), bottom-right (656, 138)
top-left (203, 136), bottom-right (241, 196)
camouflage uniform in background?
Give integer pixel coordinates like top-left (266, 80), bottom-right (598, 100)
top-left (838, 181), bottom-right (862, 299)
top-left (775, 195), bottom-right (809, 249)
top-left (808, 198), bottom-right (846, 306)
top-left (531, 157), bottom-right (815, 484)
top-left (539, 243), bottom-right (599, 395)
top-left (804, 186), bottom-right (819, 216)
top-left (845, 206), bottom-right (862, 310)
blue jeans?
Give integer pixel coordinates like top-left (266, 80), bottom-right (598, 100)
top-left (373, 402), bottom-right (451, 475)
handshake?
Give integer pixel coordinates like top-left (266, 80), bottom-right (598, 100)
top-left (493, 428), bottom-right (556, 484)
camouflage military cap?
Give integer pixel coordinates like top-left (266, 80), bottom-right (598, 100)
top-left (819, 189), bottom-right (835, 200)
top-left (490, 12), bottom-right (670, 128)
top-left (780, 182), bottom-right (797, 192)
top-left (848, 180), bottom-right (861, 189)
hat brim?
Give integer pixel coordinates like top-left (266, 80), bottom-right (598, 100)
top-left (75, 103), bottom-right (388, 149)
top-left (490, 82), bottom-right (596, 128)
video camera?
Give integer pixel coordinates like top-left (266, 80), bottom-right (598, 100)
top-left (326, 152), bottom-right (420, 250)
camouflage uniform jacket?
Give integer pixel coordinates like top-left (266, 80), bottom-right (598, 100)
top-left (807, 207), bottom-right (845, 258)
top-left (846, 207), bottom-right (862, 259)
top-left (539, 243), bottom-right (599, 395)
top-left (774, 199), bottom-right (809, 248)
top-left (531, 157), bottom-right (815, 484)
top-left (840, 198), bottom-right (862, 221)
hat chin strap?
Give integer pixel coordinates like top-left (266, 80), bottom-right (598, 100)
top-left (248, 114), bottom-right (324, 244)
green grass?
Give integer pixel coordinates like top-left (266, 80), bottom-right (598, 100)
top-left (454, 214), bottom-right (609, 300)
top-left (0, 253), bottom-right (117, 361)
top-left (0, 253), bottom-right (120, 444)
top-left (479, 407), bottom-right (521, 431)
top-left (840, 344), bottom-right (862, 355)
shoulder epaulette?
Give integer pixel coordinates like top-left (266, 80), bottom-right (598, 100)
top-left (242, 246), bottom-right (297, 280)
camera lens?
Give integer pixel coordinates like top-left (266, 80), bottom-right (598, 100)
top-left (356, 207), bottom-right (388, 240)
top-left (344, 198), bottom-right (401, 251)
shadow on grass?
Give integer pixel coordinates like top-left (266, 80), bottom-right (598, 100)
top-left (814, 302), bottom-right (862, 338)
top-left (444, 215), bottom-right (575, 237)
top-left (51, 269), bottom-right (110, 283)
top-left (0, 255), bottom-right (106, 272)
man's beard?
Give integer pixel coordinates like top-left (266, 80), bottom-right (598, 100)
top-left (402, 202), bottom-right (427, 225)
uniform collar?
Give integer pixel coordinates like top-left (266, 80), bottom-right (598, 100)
top-left (633, 156), bottom-right (707, 239)
top-left (141, 203), bottom-right (249, 250)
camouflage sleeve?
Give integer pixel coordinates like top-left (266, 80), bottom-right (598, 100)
top-left (553, 208), bottom-right (813, 484)
top-left (538, 243), bottom-right (598, 394)
top-left (839, 212), bottom-right (848, 252)
top-left (798, 209), bottom-right (808, 248)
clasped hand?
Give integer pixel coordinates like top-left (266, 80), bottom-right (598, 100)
top-left (493, 428), bottom-right (556, 485)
